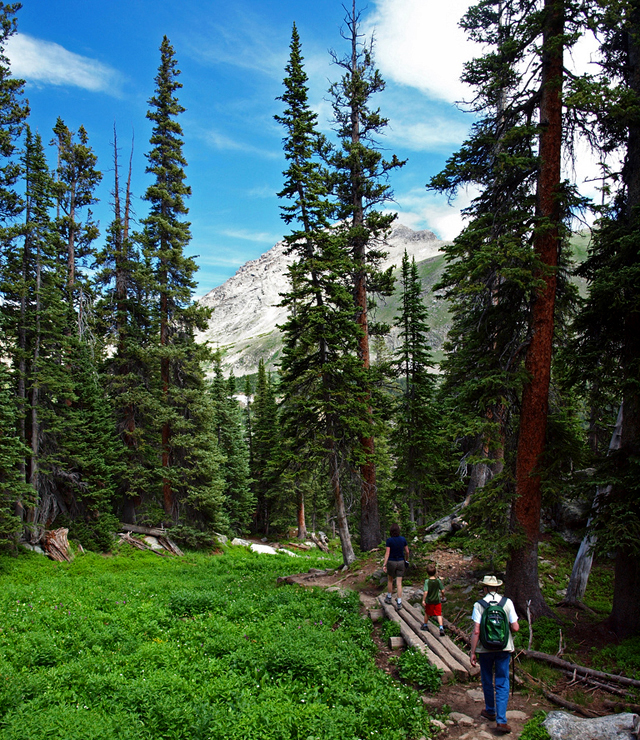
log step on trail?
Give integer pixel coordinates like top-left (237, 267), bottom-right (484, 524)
top-left (376, 595), bottom-right (479, 682)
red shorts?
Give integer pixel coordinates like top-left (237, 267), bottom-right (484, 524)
top-left (424, 603), bottom-right (442, 617)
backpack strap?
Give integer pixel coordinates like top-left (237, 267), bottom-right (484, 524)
top-left (498, 596), bottom-right (508, 609)
top-left (478, 599), bottom-right (490, 610)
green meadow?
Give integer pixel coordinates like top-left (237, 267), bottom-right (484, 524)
top-left (0, 546), bottom-right (434, 740)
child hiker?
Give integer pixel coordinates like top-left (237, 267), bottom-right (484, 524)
top-left (421, 563), bottom-right (445, 636)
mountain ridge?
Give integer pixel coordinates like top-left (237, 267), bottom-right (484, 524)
top-left (195, 224), bottom-right (449, 377)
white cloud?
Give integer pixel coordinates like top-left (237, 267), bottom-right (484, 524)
top-left (393, 186), bottom-right (478, 241)
top-left (5, 34), bottom-right (123, 95)
top-left (220, 228), bottom-right (281, 243)
top-left (202, 129), bottom-right (279, 159)
top-left (386, 117), bottom-right (470, 151)
top-left (366, 0), bottom-right (480, 103)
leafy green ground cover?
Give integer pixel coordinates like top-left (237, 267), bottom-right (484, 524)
top-left (0, 546), bottom-right (434, 740)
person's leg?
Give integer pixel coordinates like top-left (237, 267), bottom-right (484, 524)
top-left (478, 653), bottom-right (496, 717)
top-left (494, 652), bottom-right (510, 726)
top-left (386, 574), bottom-right (393, 599)
top-left (396, 576), bottom-right (403, 600)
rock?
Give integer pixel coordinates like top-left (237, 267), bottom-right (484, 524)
top-left (261, 537), bottom-right (268, 542)
top-left (422, 695), bottom-right (441, 706)
top-left (214, 532), bottom-right (228, 545)
top-left (369, 609), bottom-right (383, 622)
top-left (430, 719), bottom-right (447, 729)
top-left (464, 584), bottom-right (475, 593)
top-left (466, 688), bottom-right (484, 702)
top-left (543, 711), bottom-right (640, 740)
top-left (250, 543), bottom-right (278, 555)
top-left (389, 636), bottom-right (405, 649)
top-left (450, 712), bottom-right (475, 726)
top-left (506, 710), bottom-right (528, 721)
top-left (556, 588), bottom-right (568, 598)
top-left (230, 537), bottom-right (250, 547)
top-left (303, 541), bottom-right (317, 548)
top-left (277, 548), bottom-right (299, 557)
top-left (143, 536), bottom-right (164, 551)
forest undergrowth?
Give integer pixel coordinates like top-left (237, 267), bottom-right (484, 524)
top-left (0, 546), bottom-right (443, 740)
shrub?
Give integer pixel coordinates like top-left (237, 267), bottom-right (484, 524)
top-left (396, 648), bottom-right (443, 692)
top-left (520, 711), bottom-right (551, 740)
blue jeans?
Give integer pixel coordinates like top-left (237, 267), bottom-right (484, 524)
top-left (478, 651), bottom-right (510, 724)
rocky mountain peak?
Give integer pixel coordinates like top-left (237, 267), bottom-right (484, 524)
top-left (196, 224), bottom-right (446, 376)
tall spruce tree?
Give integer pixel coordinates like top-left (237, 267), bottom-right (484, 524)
top-left (139, 37), bottom-right (225, 533)
top-left (51, 118), bottom-right (101, 332)
top-left (570, 0), bottom-right (640, 637)
top-left (391, 252), bottom-right (441, 522)
top-left (429, 0), bottom-right (583, 617)
top-left (275, 24), bottom-right (359, 562)
top-left (211, 356), bottom-right (254, 535)
top-left (328, 1), bottom-right (404, 551)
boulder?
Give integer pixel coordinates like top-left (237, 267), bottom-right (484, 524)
top-left (230, 537), bottom-right (250, 547)
top-left (214, 532), bottom-right (228, 545)
top-left (250, 543), bottom-right (278, 555)
top-left (543, 711), bottom-right (640, 740)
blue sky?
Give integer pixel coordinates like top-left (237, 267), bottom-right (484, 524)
top-left (5, 0), bottom-right (516, 295)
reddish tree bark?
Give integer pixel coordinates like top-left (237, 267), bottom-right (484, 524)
top-left (506, 0), bottom-right (563, 620)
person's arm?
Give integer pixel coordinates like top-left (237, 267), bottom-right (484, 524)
top-left (470, 622), bottom-right (481, 667)
top-left (404, 544), bottom-right (410, 561)
top-left (382, 546), bottom-right (390, 572)
top-left (510, 619), bottom-right (520, 633)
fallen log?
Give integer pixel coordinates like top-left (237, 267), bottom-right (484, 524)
top-left (603, 699), bottom-right (640, 715)
top-left (397, 603), bottom-right (469, 679)
top-left (157, 536), bottom-right (184, 556)
top-left (377, 596), bottom-right (453, 682)
top-left (43, 528), bottom-right (72, 562)
top-left (309, 532), bottom-right (329, 553)
top-left (119, 533), bottom-right (161, 554)
top-left (543, 690), bottom-right (602, 718)
top-left (442, 617), bottom-right (471, 646)
top-left (521, 650), bottom-right (640, 690)
top-left (120, 522), bottom-right (168, 537)
top-left (403, 602), bottom-right (479, 677)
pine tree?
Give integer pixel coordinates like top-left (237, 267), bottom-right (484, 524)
top-left (429, 0), bottom-right (584, 618)
top-left (94, 128), bottom-right (153, 522)
top-left (51, 118), bottom-right (101, 332)
top-left (275, 25), bottom-right (358, 562)
top-left (569, 0), bottom-right (640, 637)
top-left (251, 359), bottom-right (280, 534)
top-left (139, 37), bottom-right (225, 534)
top-left (328, 1), bottom-right (404, 551)
top-left (391, 252), bottom-right (441, 522)
top-left (0, 363), bottom-right (33, 547)
top-left (211, 356), bottom-right (254, 535)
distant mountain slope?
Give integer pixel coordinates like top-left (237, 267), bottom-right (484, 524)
top-left (195, 225), bottom-right (449, 376)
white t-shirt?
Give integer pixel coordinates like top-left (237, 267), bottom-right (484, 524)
top-left (472, 591), bottom-right (518, 653)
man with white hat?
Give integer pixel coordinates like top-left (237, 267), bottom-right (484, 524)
top-left (469, 575), bottom-right (520, 734)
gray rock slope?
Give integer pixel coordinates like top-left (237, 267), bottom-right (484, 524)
top-left (196, 224), bottom-right (447, 377)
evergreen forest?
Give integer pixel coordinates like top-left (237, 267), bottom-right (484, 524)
top-left (0, 0), bottom-right (638, 643)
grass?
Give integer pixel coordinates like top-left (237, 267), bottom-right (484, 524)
top-left (0, 545), bottom-right (434, 740)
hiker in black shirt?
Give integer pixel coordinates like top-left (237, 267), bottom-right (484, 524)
top-left (382, 523), bottom-right (409, 611)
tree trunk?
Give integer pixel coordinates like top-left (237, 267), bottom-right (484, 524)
top-left (328, 434), bottom-right (356, 566)
top-left (565, 404), bottom-right (623, 603)
top-left (297, 484), bottom-right (307, 540)
top-left (506, 0), bottom-right (563, 620)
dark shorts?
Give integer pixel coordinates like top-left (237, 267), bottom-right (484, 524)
top-left (387, 560), bottom-right (405, 578)
top-left (424, 603), bottom-right (442, 617)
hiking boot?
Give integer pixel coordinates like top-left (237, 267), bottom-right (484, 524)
top-left (420, 623), bottom-right (429, 631)
top-left (439, 627), bottom-right (445, 637)
top-left (496, 723), bottom-right (512, 734)
top-left (396, 600), bottom-right (402, 611)
top-left (384, 594), bottom-right (392, 604)
top-left (480, 709), bottom-right (496, 721)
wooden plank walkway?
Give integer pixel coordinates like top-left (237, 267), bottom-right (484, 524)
top-left (375, 595), bottom-right (480, 682)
